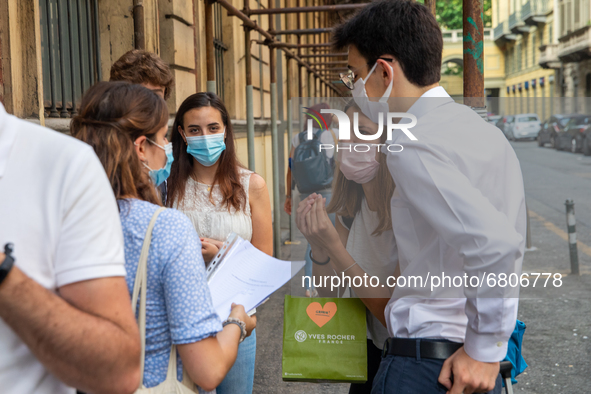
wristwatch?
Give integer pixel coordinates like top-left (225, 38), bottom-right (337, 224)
top-left (0, 243), bottom-right (15, 286)
top-left (223, 317), bottom-right (247, 343)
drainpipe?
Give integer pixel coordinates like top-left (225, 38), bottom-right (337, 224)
top-left (205, 0), bottom-right (216, 93)
top-left (133, 0), bottom-right (145, 50)
top-left (245, 0), bottom-right (256, 171)
top-left (269, 1), bottom-right (281, 257)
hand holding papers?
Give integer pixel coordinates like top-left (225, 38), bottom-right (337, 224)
top-left (207, 233), bottom-right (305, 320)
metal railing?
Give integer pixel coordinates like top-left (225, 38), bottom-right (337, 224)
top-left (522, 0), bottom-right (553, 20)
top-left (39, 0), bottom-right (101, 118)
top-left (494, 21), bottom-right (507, 41)
top-left (509, 11), bottom-right (522, 30)
top-left (442, 28), bottom-right (493, 43)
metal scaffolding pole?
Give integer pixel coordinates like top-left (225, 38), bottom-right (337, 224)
top-left (463, 0), bottom-right (485, 111)
top-left (286, 0), bottom-right (295, 241)
top-left (309, 61), bottom-right (347, 66)
top-left (299, 53), bottom-right (347, 58)
top-left (244, 0), bottom-right (256, 171)
top-left (298, 43), bottom-right (331, 48)
top-left (269, 2), bottom-right (281, 257)
top-left (205, 0), bottom-right (216, 93)
top-left (258, 0), bottom-right (264, 119)
top-left (213, 0), bottom-right (340, 95)
top-left (270, 27), bottom-right (332, 36)
top-left (245, 3), bottom-right (366, 15)
top-left (297, 0), bottom-right (303, 100)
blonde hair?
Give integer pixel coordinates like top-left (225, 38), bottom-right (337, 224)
top-left (326, 102), bottom-right (395, 236)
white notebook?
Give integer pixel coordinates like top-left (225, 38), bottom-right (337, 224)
top-left (206, 232), bottom-right (305, 320)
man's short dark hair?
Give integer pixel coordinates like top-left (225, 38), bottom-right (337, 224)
top-left (110, 50), bottom-right (174, 100)
top-left (332, 0), bottom-right (442, 87)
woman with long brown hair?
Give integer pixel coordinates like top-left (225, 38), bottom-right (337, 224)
top-left (295, 100), bottom-right (399, 394)
top-left (167, 92), bottom-right (272, 394)
top-left (71, 81), bottom-right (256, 392)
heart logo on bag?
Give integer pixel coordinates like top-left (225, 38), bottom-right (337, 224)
top-left (306, 302), bottom-right (337, 328)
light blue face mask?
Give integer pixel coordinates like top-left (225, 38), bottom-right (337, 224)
top-left (185, 129), bottom-right (226, 167)
top-left (143, 139), bottom-right (174, 186)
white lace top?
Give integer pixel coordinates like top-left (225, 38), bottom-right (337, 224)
top-left (174, 168), bottom-right (253, 243)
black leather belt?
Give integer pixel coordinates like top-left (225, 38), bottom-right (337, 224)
top-left (382, 338), bottom-right (463, 360)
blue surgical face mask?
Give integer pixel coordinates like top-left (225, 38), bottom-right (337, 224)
top-left (184, 129), bottom-right (226, 167)
top-left (142, 139), bottom-right (174, 186)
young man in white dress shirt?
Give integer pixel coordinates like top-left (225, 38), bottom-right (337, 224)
top-left (333, 1), bottom-right (526, 393)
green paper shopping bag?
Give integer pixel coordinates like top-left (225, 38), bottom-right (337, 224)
top-left (282, 295), bottom-right (367, 383)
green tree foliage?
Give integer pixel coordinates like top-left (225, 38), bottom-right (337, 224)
top-left (416, 0), bottom-right (492, 30)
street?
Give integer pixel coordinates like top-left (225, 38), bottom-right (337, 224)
top-left (253, 140), bottom-right (591, 394)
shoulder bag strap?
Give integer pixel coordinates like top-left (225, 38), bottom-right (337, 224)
top-left (327, 127), bottom-right (337, 148)
top-left (131, 206), bottom-right (166, 388)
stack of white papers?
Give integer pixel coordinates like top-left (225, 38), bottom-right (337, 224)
top-left (207, 233), bottom-right (305, 320)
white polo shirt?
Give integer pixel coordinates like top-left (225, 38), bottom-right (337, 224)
top-left (0, 104), bottom-right (127, 394)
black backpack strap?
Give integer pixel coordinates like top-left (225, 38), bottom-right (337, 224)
top-left (299, 128), bottom-right (323, 144)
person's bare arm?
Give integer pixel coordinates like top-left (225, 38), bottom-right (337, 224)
top-left (177, 304), bottom-right (256, 391)
top-left (308, 212), bottom-right (350, 297)
top-left (249, 173), bottom-right (273, 256)
top-left (0, 259), bottom-right (140, 394)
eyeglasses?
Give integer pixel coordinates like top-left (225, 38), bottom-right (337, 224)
top-left (339, 57), bottom-right (394, 90)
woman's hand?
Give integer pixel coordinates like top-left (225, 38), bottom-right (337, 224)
top-left (229, 303), bottom-right (257, 337)
top-left (296, 193), bottom-right (341, 254)
top-left (201, 241), bottom-right (220, 263)
top-left (201, 237), bottom-right (223, 250)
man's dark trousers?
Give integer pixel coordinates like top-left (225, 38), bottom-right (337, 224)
top-left (371, 348), bottom-right (502, 394)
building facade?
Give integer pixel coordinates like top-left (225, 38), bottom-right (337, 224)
top-left (0, 0), bottom-right (351, 227)
top-left (493, 0), bottom-right (557, 118)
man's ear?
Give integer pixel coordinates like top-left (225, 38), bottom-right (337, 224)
top-left (134, 135), bottom-right (147, 162)
top-left (378, 58), bottom-right (395, 88)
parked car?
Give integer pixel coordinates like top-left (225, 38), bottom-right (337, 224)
top-left (507, 114), bottom-right (541, 141)
top-left (583, 127), bottom-right (591, 156)
top-left (488, 115), bottom-right (502, 126)
top-left (495, 115), bottom-right (515, 139)
top-left (538, 115), bottom-right (569, 148)
top-left (555, 115), bottom-right (591, 152)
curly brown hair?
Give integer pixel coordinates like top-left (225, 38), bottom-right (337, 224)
top-left (110, 50), bottom-right (174, 100)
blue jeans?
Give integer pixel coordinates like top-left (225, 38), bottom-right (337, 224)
top-left (216, 329), bottom-right (256, 394)
top-left (372, 348), bottom-right (502, 394)
top-left (302, 189), bottom-right (335, 291)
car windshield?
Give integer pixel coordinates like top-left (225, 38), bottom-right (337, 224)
top-left (559, 118), bottom-right (570, 126)
top-left (517, 116), bottom-right (538, 122)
